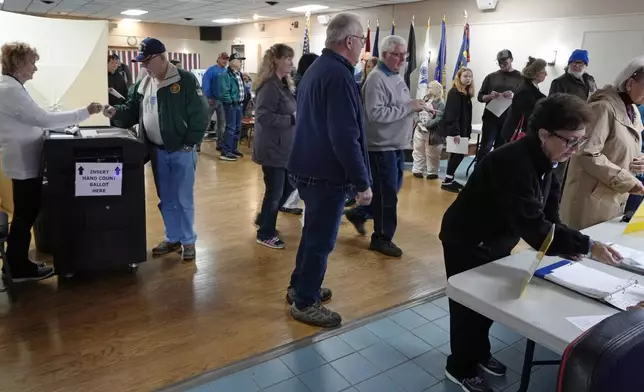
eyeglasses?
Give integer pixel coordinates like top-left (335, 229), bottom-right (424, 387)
top-left (385, 51), bottom-right (406, 59)
top-left (630, 66), bottom-right (644, 80)
top-left (550, 133), bottom-right (587, 149)
top-left (348, 35), bottom-right (367, 46)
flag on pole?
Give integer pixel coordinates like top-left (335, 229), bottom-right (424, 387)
top-left (416, 18), bottom-right (431, 99)
top-left (302, 11), bottom-right (311, 54)
top-left (452, 22), bottom-right (470, 79)
top-left (391, 19), bottom-right (395, 35)
top-left (433, 16), bottom-right (447, 96)
top-left (365, 20), bottom-right (371, 53)
top-left (404, 17), bottom-right (416, 89)
top-left (372, 20), bottom-right (380, 58)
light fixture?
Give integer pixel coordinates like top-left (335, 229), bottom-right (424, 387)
top-left (213, 18), bottom-right (244, 23)
top-left (121, 18), bottom-right (141, 23)
top-left (121, 9), bottom-right (148, 16)
top-left (286, 4), bottom-right (329, 13)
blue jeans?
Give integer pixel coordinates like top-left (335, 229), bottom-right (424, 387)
top-left (222, 103), bottom-right (243, 154)
top-left (152, 146), bottom-right (198, 245)
top-left (289, 176), bottom-right (349, 308)
top-left (257, 166), bottom-right (294, 240)
top-left (352, 150), bottom-right (404, 241)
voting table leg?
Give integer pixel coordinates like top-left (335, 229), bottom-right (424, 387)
top-left (518, 339), bottom-right (562, 392)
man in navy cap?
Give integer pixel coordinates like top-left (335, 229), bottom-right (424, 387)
top-left (103, 37), bottom-right (209, 261)
top-left (218, 52), bottom-right (247, 161)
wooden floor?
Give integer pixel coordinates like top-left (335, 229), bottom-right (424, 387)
top-left (0, 142), bottom-right (457, 392)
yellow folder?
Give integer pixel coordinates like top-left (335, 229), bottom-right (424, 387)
top-left (520, 223), bottom-right (556, 297)
top-left (624, 202), bottom-right (644, 234)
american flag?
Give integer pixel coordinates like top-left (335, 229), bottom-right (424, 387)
top-left (108, 49), bottom-right (201, 82)
top-left (303, 11), bottom-right (311, 54)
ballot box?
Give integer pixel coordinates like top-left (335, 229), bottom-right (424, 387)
top-left (41, 127), bottom-right (147, 277)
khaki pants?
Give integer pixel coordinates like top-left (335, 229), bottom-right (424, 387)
top-left (412, 130), bottom-right (443, 176)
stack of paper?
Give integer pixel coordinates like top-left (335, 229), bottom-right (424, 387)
top-left (609, 243), bottom-right (644, 271)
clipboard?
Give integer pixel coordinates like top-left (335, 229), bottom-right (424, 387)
top-left (519, 223), bottom-right (555, 296)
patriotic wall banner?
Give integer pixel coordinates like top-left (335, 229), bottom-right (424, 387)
top-left (108, 49), bottom-right (201, 82)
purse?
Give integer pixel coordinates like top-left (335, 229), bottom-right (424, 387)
top-left (510, 115), bottom-right (526, 141)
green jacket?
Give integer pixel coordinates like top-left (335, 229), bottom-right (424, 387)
top-left (219, 68), bottom-right (243, 105)
top-left (113, 66), bottom-right (209, 151)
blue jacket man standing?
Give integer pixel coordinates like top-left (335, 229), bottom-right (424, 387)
top-left (202, 53), bottom-right (229, 147)
top-left (286, 13), bottom-right (372, 328)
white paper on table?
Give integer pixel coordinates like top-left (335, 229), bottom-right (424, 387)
top-left (486, 97), bottom-right (512, 117)
top-left (79, 129), bottom-right (98, 138)
top-left (446, 137), bottom-right (469, 154)
top-left (566, 315), bottom-right (611, 332)
top-left (49, 134), bottom-right (74, 139)
top-left (108, 88), bottom-right (125, 99)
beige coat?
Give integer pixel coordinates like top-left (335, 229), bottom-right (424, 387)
top-left (560, 87), bottom-right (643, 230)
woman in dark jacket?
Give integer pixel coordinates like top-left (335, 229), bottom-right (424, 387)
top-left (252, 44), bottom-right (297, 249)
top-left (441, 67), bottom-right (474, 193)
top-left (501, 57), bottom-right (547, 142)
top-left (439, 94), bottom-right (622, 392)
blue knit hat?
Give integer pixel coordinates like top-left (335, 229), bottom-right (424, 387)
top-left (568, 49), bottom-right (589, 65)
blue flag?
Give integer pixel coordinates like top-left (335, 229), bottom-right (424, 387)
top-left (372, 24), bottom-right (380, 58)
top-left (433, 18), bottom-right (447, 95)
top-left (452, 23), bottom-right (470, 79)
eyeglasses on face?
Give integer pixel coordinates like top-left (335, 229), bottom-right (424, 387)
top-left (550, 132), bottom-right (587, 148)
top-left (348, 35), bottom-right (367, 46)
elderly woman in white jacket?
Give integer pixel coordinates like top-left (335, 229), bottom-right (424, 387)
top-left (0, 42), bottom-right (101, 282)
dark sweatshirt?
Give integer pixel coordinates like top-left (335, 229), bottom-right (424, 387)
top-left (478, 70), bottom-right (523, 118)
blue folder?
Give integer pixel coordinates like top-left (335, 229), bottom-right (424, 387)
top-left (534, 260), bottom-right (572, 279)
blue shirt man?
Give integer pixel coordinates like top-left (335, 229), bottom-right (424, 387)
top-left (202, 53), bottom-right (229, 146)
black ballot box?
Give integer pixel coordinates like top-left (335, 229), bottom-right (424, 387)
top-left (41, 127), bottom-right (147, 276)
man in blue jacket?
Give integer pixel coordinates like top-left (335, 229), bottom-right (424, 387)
top-left (202, 52), bottom-right (229, 148)
top-left (286, 13), bottom-right (372, 328)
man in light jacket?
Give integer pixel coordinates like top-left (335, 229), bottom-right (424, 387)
top-left (344, 35), bottom-right (427, 258)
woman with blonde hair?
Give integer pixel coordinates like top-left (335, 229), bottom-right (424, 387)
top-left (412, 80), bottom-right (446, 179)
top-left (251, 44), bottom-right (297, 249)
top-left (360, 57), bottom-right (379, 88)
top-left (442, 67), bottom-right (474, 193)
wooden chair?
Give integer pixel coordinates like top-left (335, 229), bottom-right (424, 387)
top-left (241, 116), bottom-right (255, 148)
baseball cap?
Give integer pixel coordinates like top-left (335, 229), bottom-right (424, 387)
top-left (133, 38), bottom-right (166, 62)
top-left (497, 49), bottom-right (513, 62)
top-left (218, 52), bottom-right (230, 60)
top-left (230, 53), bottom-right (246, 61)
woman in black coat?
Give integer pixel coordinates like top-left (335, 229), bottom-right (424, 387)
top-left (501, 57), bottom-right (547, 142)
top-left (439, 94), bottom-right (622, 392)
top-left (441, 67), bottom-right (474, 193)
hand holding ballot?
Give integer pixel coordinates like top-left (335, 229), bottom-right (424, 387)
top-left (629, 181), bottom-right (644, 195)
top-left (86, 102), bottom-right (103, 115)
top-left (502, 90), bottom-right (514, 99)
top-left (630, 156), bottom-right (644, 175)
top-left (590, 241), bottom-right (623, 265)
top-left (411, 99), bottom-right (430, 113)
top-left (103, 105), bottom-right (116, 118)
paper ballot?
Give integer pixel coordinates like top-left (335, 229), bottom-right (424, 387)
top-left (624, 202), bottom-right (644, 234)
top-left (108, 88), bottom-right (125, 100)
top-left (446, 137), bottom-right (469, 155)
top-left (566, 315), bottom-right (611, 332)
top-left (486, 97), bottom-right (512, 118)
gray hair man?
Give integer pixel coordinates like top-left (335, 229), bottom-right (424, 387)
top-left (345, 35), bottom-right (429, 258)
top-left (285, 13), bottom-right (371, 328)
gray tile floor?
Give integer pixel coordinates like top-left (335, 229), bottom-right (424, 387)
top-left (182, 295), bottom-right (559, 392)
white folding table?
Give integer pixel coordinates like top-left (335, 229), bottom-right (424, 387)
top-left (446, 219), bottom-right (644, 391)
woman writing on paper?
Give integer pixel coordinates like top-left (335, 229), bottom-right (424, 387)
top-left (439, 94), bottom-right (621, 392)
top-left (441, 67), bottom-right (474, 193)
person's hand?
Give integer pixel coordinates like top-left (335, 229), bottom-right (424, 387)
top-left (503, 91), bottom-right (514, 99)
top-left (627, 301), bottom-right (644, 310)
top-left (103, 105), bottom-right (117, 118)
top-left (410, 99), bottom-right (428, 113)
top-left (453, 136), bottom-right (461, 144)
top-left (590, 241), bottom-right (623, 265)
top-left (629, 182), bottom-right (644, 195)
top-left (208, 98), bottom-right (215, 105)
top-left (86, 103), bottom-right (103, 115)
top-left (568, 254), bottom-right (584, 261)
top-left (630, 156), bottom-right (644, 175)
top-left (356, 188), bottom-right (373, 206)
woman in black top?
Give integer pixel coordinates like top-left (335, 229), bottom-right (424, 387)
top-left (501, 57), bottom-right (547, 142)
top-left (439, 94), bottom-right (622, 392)
top-left (441, 67), bottom-right (474, 193)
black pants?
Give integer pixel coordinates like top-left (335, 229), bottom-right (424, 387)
top-left (477, 112), bottom-right (508, 162)
top-left (443, 241), bottom-right (509, 379)
top-left (6, 178), bottom-right (42, 275)
top-left (257, 166), bottom-right (293, 240)
top-left (446, 153), bottom-right (465, 178)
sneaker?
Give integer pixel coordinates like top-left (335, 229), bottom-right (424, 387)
top-left (413, 172), bottom-right (424, 178)
top-left (454, 181), bottom-right (465, 189)
top-left (279, 207), bottom-right (303, 215)
top-left (344, 210), bottom-right (366, 236)
top-left (286, 286), bottom-right (332, 305)
top-left (441, 181), bottom-right (460, 193)
top-left (152, 240), bottom-right (182, 256)
top-left (182, 244), bottom-right (196, 261)
top-left (427, 174), bottom-right (439, 180)
top-left (291, 302), bottom-right (342, 328)
top-left (369, 239), bottom-right (403, 257)
top-left (257, 236), bottom-right (285, 249)
top-left (219, 153), bottom-right (237, 161)
top-left (479, 356), bottom-right (507, 377)
top-left (232, 150), bottom-right (244, 157)
top-left (444, 370), bottom-right (493, 392)
top-left (11, 266), bottom-right (55, 283)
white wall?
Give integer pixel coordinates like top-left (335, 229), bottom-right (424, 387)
top-left (215, 0), bottom-right (644, 121)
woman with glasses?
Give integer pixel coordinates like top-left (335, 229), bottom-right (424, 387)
top-left (439, 93), bottom-right (621, 392)
top-left (560, 55), bottom-right (644, 230)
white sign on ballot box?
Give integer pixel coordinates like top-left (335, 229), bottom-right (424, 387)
top-left (75, 162), bottom-right (123, 196)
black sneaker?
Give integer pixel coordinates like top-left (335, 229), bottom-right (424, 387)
top-left (182, 244), bottom-right (196, 261)
top-left (291, 302), bottom-right (342, 328)
top-left (286, 286), bottom-right (332, 305)
top-left (344, 210), bottom-right (366, 235)
top-left (257, 236), bottom-right (285, 249)
top-left (454, 181), bottom-right (465, 189)
top-left (279, 207), bottom-right (303, 215)
top-left (445, 370), bottom-right (493, 392)
top-left (413, 172), bottom-right (424, 178)
top-left (232, 150), bottom-right (244, 157)
top-left (427, 174), bottom-right (439, 180)
top-left (441, 181), bottom-right (460, 193)
top-left (219, 153), bottom-right (237, 161)
top-left (369, 239), bottom-right (403, 257)
top-left (11, 266), bottom-right (55, 283)
top-left (479, 356), bottom-right (507, 377)
top-left (152, 240), bottom-right (182, 256)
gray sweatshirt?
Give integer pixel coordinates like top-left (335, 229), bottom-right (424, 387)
top-left (363, 66), bottom-right (415, 151)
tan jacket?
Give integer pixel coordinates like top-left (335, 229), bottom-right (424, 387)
top-left (560, 87), bottom-right (643, 230)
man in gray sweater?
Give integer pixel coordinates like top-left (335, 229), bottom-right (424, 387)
top-left (345, 35), bottom-right (427, 257)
